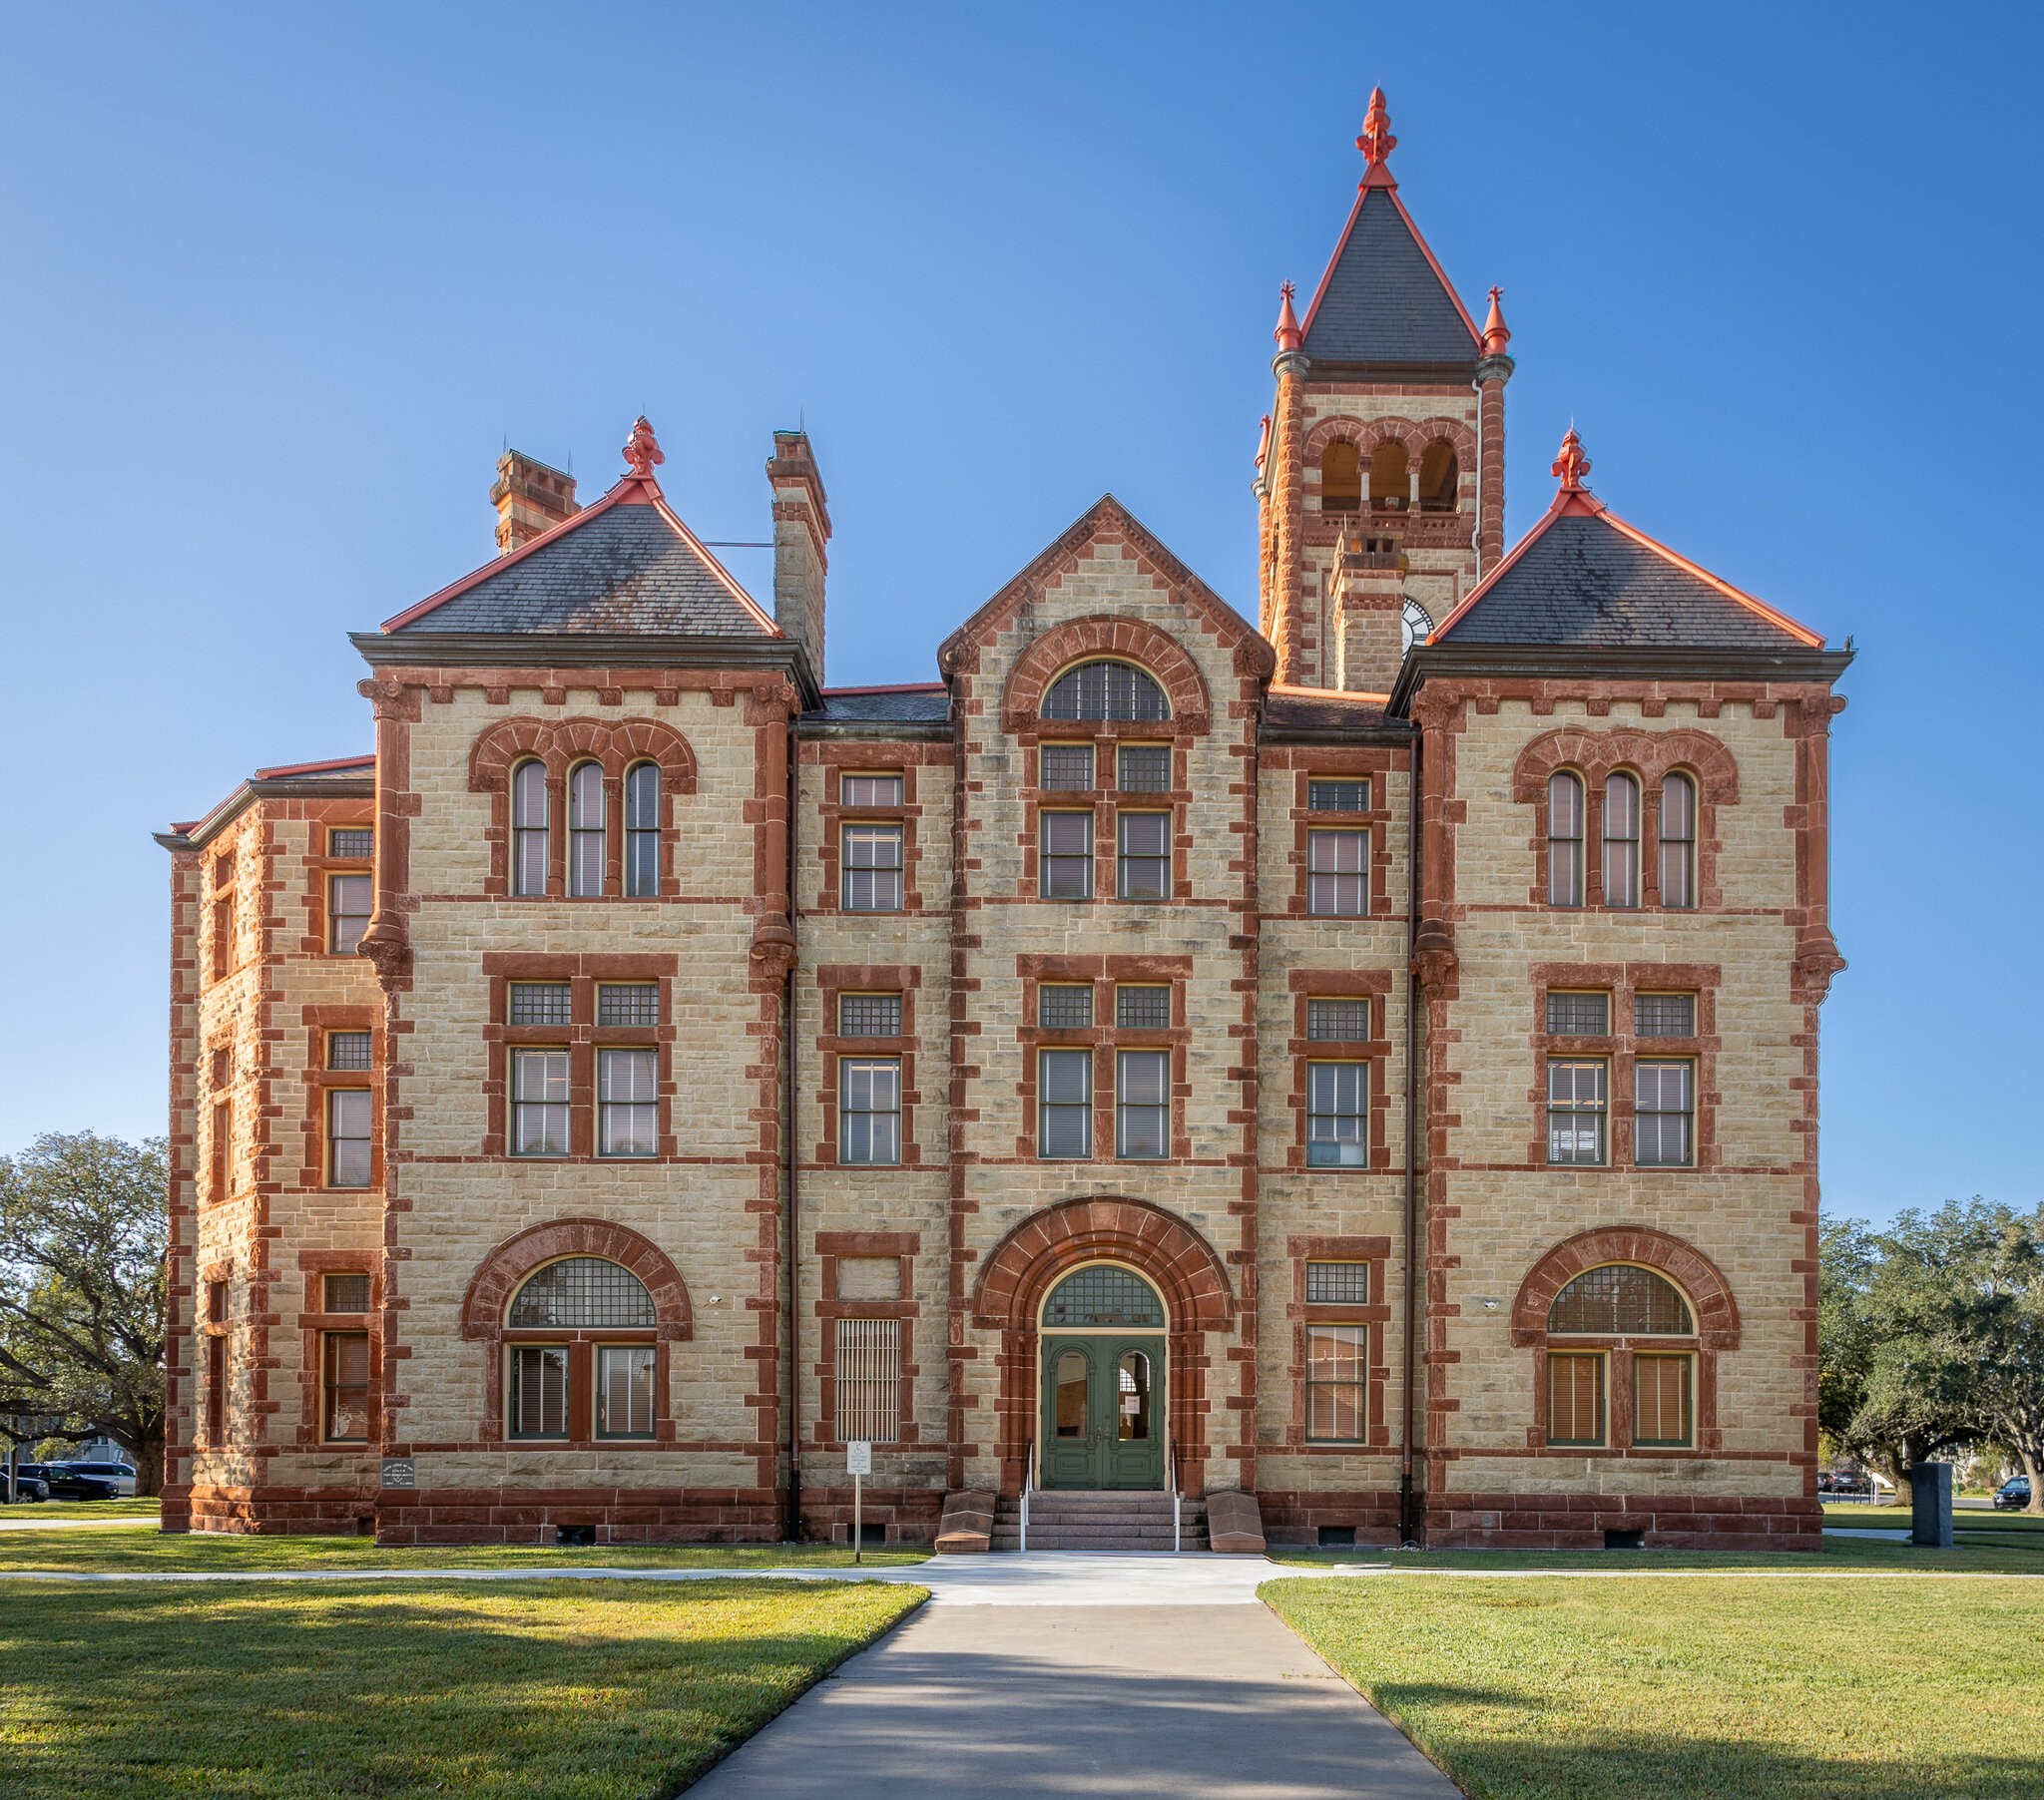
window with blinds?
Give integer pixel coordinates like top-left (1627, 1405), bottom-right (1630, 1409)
top-left (835, 1319), bottom-right (901, 1443)
top-left (1547, 1352), bottom-right (1605, 1446)
top-left (1634, 1353), bottom-right (1694, 1447)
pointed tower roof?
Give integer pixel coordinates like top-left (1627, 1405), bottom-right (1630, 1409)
top-left (1297, 90), bottom-right (1482, 371)
top-left (378, 417), bottom-right (781, 640)
top-left (1425, 431), bottom-right (1826, 652)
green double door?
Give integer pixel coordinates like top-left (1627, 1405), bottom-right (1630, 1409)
top-left (1040, 1334), bottom-right (1166, 1490)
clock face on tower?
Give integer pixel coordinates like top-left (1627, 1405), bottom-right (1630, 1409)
top-left (1401, 598), bottom-right (1434, 653)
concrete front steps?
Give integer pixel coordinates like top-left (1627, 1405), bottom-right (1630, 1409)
top-left (990, 1490), bottom-right (1208, 1553)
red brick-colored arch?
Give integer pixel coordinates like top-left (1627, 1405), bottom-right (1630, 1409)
top-left (1510, 1226), bottom-right (1741, 1351)
top-left (1000, 618), bottom-right (1213, 735)
top-left (1304, 413), bottom-right (1478, 469)
top-left (461, 1217), bottom-right (694, 1340)
top-left (972, 1196), bottom-right (1234, 1331)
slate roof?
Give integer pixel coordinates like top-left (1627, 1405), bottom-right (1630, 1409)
top-left (383, 482), bottom-right (778, 639)
top-left (1431, 505), bottom-right (1824, 651)
top-left (1262, 687), bottom-right (1396, 735)
top-left (1299, 186), bottom-right (1480, 367)
top-left (808, 686), bottom-right (951, 726)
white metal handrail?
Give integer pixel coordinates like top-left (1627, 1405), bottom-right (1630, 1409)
top-left (1021, 1439), bottom-right (1033, 1553)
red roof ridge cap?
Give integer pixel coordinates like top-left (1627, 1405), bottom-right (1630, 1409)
top-left (253, 753), bottom-right (376, 780)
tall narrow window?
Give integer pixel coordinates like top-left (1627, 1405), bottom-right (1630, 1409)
top-left (569, 762), bottom-right (605, 897)
top-left (1660, 772), bottom-right (1697, 908)
top-left (841, 825), bottom-right (903, 911)
top-left (625, 762), bottom-right (661, 897)
top-left (512, 761), bottom-right (549, 897)
top-left (1603, 772), bottom-right (1640, 908)
top-left (835, 1318), bottom-right (901, 1443)
top-left (510, 1049), bottom-right (571, 1156)
top-left (1417, 439), bottom-right (1459, 512)
top-left (1319, 440), bottom-right (1361, 512)
top-left (1547, 1060), bottom-right (1608, 1165)
top-left (321, 1331), bottom-right (370, 1443)
top-left (210, 1100), bottom-right (231, 1202)
top-left (1305, 1325), bottom-right (1368, 1442)
top-left (1634, 1354), bottom-right (1695, 1447)
top-left (328, 875), bottom-right (372, 954)
top-left (1116, 1050), bottom-right (1170, 1158)
top-left (597, 1049), bottom-right (658, 1157)
top-left (206, 1334), bottom-right (228, 1443)
top-left (508, 1345), bottom-right (569, 1439)
top-left (1306, 1063), bottom-right (1367, 1166)
top-left (839, 1059), bottom-right (902, 1165)
top-left (1038, 1050), bottom-right (1092, 1157)
top-left (326, 1089), bottom-right (371, 1188)
top-left (1117, 813), bottom-right (1170, 900)
top-left (597, 1345), bottom-right (657, 1439)
top-left (1040, 812), bottom-right (1094, 899)
top-left (1307, 829), bottom-right (1367, 916)
top-left (211, 893), bottom-right (235, 983)
top-left (1635, 1061), bottom-right (1695, 1167)
top-left (1548, 772), bottom-right (1584, 907)
top-left (1547, 1352), bottom-right (1605, 1446)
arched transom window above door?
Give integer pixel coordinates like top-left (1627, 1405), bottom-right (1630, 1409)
top-left (507, 1256), bottom-right (657, 1328)
top-left (1041, 660), bottom-right (1171, 723)
top-left (1546, 1264), bottom-right (1693, 1337)
top-left (1041, 1263), bottom-right (1166, 1328)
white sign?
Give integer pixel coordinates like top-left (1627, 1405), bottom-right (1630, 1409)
top-left (844, 1440), bottom-right (872, 1477)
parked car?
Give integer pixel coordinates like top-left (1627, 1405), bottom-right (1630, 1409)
top-left (63, 1460), bottom-right (137, 1499)
top-left (3, 1470), bottom-right (49, 1504)
top-left (1992, 1477), bottom-right (2032, 1512)
top-left (14, 1463), bottom-right (119, 1502)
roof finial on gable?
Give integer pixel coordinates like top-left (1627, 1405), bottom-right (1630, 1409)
top-left (622, 416), bottom-right (665, 481)
top-left (1552, 428), bottom-right (1591, 493)
top-left (1274, 280), bottom-right (1302, 352)
top-left (1357, 87), bottom-right (1397, 188)
top-left (1481, 286), bottom-right (1512, 357)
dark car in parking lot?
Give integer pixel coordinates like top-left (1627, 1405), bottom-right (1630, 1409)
top-left (1993, 1477), bottom-right (2032, 1512)
top-left (13, 1463), bottom-right (119, 1502)
top-left (3, 1470), bottom-right (50, 1503)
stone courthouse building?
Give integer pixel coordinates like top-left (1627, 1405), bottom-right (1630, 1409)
top-left (158, 94), bottom-right (1850, 1551)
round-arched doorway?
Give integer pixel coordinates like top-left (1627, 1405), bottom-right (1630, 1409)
top-left (1037, 1263), bottom-right (1167, 1490)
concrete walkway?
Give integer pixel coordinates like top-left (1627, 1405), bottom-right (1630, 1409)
top-left (689, 1597), bottom-right (1459, 1799)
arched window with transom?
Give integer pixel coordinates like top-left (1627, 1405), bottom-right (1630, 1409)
top-left (1544, 1265), bottom-right (1697, 1452)
top-left (504, 1257), bottom-right (658, 1442)
top-left (1041, 661), bottom-right (1171, 723)
top-left (1040, 1263), bottom-right (1166, 1328)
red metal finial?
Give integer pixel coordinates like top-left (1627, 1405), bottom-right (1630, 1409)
top-left (1274, 280), bottom-right (1301, 353)
top-left (1357, 88), bottom-right (1397, 171)
top-left (622, 416), bottom-right (665, 479)
top-left (1481, 286), bottom-right (1512, 357)
top-left (1551, 428), bottom-right (1592, 494)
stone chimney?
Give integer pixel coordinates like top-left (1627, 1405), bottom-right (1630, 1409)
top-left (490, 450), bottom-right (579, 555)
top-left (766, 430), bottom-right (830, 686)
top-left (1330, 527), bottom-right (1406, 695)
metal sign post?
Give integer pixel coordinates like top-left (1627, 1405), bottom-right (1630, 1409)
top-left (845, 1440), bottom-right (872, 1565)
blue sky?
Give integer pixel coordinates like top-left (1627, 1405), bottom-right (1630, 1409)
top-left (0, 4), bottom-right (2033, 1223)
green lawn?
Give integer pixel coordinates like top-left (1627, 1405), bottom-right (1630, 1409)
top-left (2, 1496), bottom-right (160, 1521)
top-left (1265, 1573), bottom-right (2044, 1799)
top-left (0, 1576), bottom-right (924, 1799)
top-left (0, 1527), bottom-right (927, 1575)
top-left (1266, 1532), bottom-right (2044, 1575)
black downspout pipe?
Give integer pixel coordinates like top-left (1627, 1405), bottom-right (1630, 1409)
top-left (1399, 724), bottom-right (1423, 1549)
top-left (784, 716), bottom-right (801, 1543)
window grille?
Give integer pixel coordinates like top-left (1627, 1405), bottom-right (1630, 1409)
top-left (510, 982), bottom-right (573, 1027)
top-left (598, 1049), bottom-right (658, 1157)
top-left (326, 1031), bottom-right (372, 1071)
top-left (1040, 812), bottom-right (1094, 899)
top-left (1603, 772), bottom-right (1641, 908)
top-left (1547, 1352), bottom-right (1605, 1445)
top-left (1546, 991), bottom-right (1609, 1037)
top-left (1548, 772), bottom-right (1584, 907)
top-left (328, 828), bottom-right (373, 859)
top-left (1634, 1062), bottom-right (1694, 1167)
top-left (1116, 813), bottom-right (1170, 899)
top-left (835, 1319), bottom-right (901, 1442)
top-left (1634, 993), bottom-right (1695, 1038)
top-left (841, 825), bottom-right (904, 911)
top-left (1042, 1265), bottom-right (1164, 1327)
top-left (1305, 1325), bottom-right (1368, 1442)
top-left (1116, 1050), bottom-right (1170, 1158)
top-left (1038, 985), bottom-right (1094, 1030)
top-left (509, 1345), bottom-right (569, 1438)
top-left (1306, 830), bottom-right (1367, 916)
top-left (1547, 1265), bottom-right (1693, 1336)
top-left (598, 983), bottom-right (660, 1028)
top-left (508, 1257), bottom-right (656, 1328)
top-left (1040, 744), bottom-right (1094, 791)
top-left (1546, 1060), bottom-right (1607, 1164)
top-left (625, 762), bottom-right (661, 897)
top-left (1041, 661), bottom-right (1169, 722)
top-left (1306, 999), bottom-right (1369, 1041)
top-left (1308, 779), bottom-right (1369, 813)
top-left (323, 1273), bottom-right (371, 1314)
top-left (512, 760), bottom-right (549, 897)
top-left (1038, 1050), bottom-right (1093, 1157)
top-left (1660, 772), bottom-right (1697, 908)
top-left (841, 774), bottom-right (904, 807)
top-left (838, 993), bottom-right (903, 1037)
top-left (326, 1090), bottom-right (372, 1188)
top-left (1306, 1261), bottom-right (1369, 1305)
top-left (510, 1049), bottom-right (570, 1155)
top-left (1117, 744), bottom-right (1171, 792)
top-left (1307, 1063), bottom-right (1367, 1166)
top-left (598, 1345), bottom-right (657, 1439)
top-left (1115, 985), bottom-right (1171, 1031)
top-left (322, 1331), bottom-right (370, 1443)
top-left (1634, 1353), bottom-right (1694, 1446)
top-left (328, 875), bottom-right (372, 955)
top-left (839, 1059), bottom-right (902, 1165)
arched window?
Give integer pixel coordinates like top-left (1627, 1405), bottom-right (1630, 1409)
top-left (1548, 1265), bottom-right (1694, 1337)
top-left (1660, 772), bottom-right (1696, 908)
top-left (1603, 772), bottom-right (1640, 908)
top-left (504, 1257), bottom-right (658, 1442)
top-left (625, 762), bottom-right (661, 898)
top-left (1368, 441), bottom-right (1409, 510)
top-left (511, 761), bottom-right (549, 897)
top-left (1417, 440), bottom-right (1459, 512)
top-left (1041, 661), bottom-right (1170, 723)
top-left (568, 762), bottom-right (606, 897)
top-left (1548, 772), bottom-right (1584, 908)
top-left (1041, 1263), bottom-right (1165, 1328)
top-left (509, 1256), bottom-right (656, 1328)
top-left (1320, 440), bottom-right (1362, 512)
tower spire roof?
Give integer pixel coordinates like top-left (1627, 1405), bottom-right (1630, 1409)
top-left (1273, 280), bottom-right (1301, 352)
top-left (1356, 86), bottom-right (1397, 189)
top-left (1481, 286), bottom-right (1512, 357)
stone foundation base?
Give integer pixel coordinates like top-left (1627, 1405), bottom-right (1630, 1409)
top-left (802, 1484), bottom-right (943, 1548)
top-left (1424, 1490), bottom-right (1821, 1552)
top-left (172, 1483), bottom-right (378, 1536)
top-left (373, 1485), bottom-right (784, 1546)
top-left (1255, 1488), bottom-right (1407, 1547)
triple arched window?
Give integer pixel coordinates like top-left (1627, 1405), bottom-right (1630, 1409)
top-left (1547, 770), bottom-right (1698, 911)
top-left (509, 759), bottom-right (664, 899)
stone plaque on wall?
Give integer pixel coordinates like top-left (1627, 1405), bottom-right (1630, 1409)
top-left (380, 1458), bottom-right (416, 1490)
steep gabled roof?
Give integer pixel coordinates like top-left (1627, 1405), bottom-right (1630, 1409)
top-left (381, 470), bottom-right (779, 641)
top-left (159, 754), bottom-right (376, 851)
top-left (1429, 433), bottom-right (1825, 652)
top-left (1298, 183), bottom-right (1482, 368)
